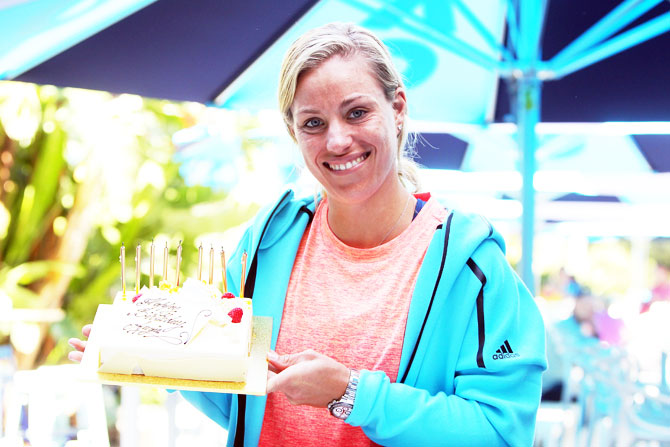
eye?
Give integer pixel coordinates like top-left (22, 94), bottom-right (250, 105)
top-left (348, 109), bottom-right (366, 119)
top-left (304, 118), bottom-right (322, 129)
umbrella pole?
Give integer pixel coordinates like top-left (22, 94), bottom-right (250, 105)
top-left (516, 75), bottom-right (540, 296)
top-left (514, 0), bottom-right (546, 296)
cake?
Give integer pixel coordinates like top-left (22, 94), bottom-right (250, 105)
top-left (96, 278), bottom-right (253, 382)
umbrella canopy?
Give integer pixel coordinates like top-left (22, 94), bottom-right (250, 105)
top-left (4, 0), bottom-right (668, 122)
top-left (2, 0), bottom-right (669, 292)
top-left (4, 0), bottom-right (505, 124)
top-left (2, 0), bottom-right (319, 104)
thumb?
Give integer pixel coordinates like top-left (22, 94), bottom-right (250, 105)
top-left (266, 370), bottom-right (280, 395)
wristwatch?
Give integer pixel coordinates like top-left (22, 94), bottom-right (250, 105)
top-left (327, 369), bottom-right (360, 420)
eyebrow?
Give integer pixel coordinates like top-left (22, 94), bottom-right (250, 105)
top-left (293, 94), bottom-right (376, 116)
top-left (340, 94), bottom-right (375, 109)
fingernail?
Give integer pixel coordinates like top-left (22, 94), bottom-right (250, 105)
top-left (67, 338), bottom-right (76, 347)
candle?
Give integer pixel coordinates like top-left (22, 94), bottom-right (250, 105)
top-left (221, 247), bottom-right (227, 293)
top-left (197, 243), bottom-right (203, 281)
top-left (149, 239), bottom-right (155, 288)
top-left (163, 241), bottom-right (168, 282)
top-left (135, 243), bottom-right (141, 294)
top-left (176, 241), bottom-right (182, 287)
top-left (240, 251), bottom-right (247, 298)
top-left (208, 245), bottom-right (214, 285)
top-left (120, 243), bottom-right (126, 296)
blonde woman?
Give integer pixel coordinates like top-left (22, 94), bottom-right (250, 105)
top-left (72, 23), bottom-right (546, 446)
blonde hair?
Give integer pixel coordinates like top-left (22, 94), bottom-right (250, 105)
top-left (278, 22), bottom-right (421, 192)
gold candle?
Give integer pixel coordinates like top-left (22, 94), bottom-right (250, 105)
top-left (149, 239), bottom-right (155, 288)
top-left (135, 243), bottom-right (141, 294)
top-left (221, 247), bottom-right (227, 293)
top-left (163, 241), bottom-right (168, 282)
top-left (120, 243), bottom-right (126, 296)
top-left (197, 243), bottom-right (203, 281)
top-left (176, 241), bottom-right (183, 286)
top-left (240, 251), bottom-right (247, 298)
top-left (208, 245), bottom-right (214, 285)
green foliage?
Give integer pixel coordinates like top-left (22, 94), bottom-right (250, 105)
top-left (0, 82), bottom-right (263, 367)
top-left (1, 85), bottom-right (72, 308)
top-left (5, 104), bottom-right (65, 265)
top-left (650, 237), bottom-right (670, 268)
top-left (0, 261), bottom-right (84, 307)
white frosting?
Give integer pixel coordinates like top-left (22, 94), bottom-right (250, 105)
top-left (97, 278), bottom-right (253, 381)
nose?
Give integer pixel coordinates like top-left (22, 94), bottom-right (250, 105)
top-left (325, 120), bottom-right (352, 154)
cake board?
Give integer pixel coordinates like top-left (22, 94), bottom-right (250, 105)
top-left (79, 304), bottom-right (272, 396)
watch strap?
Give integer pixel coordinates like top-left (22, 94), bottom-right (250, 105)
top-left (327, 369), bottom-right (360, 420)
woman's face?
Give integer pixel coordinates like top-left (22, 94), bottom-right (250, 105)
top-left (290, 54), bottom-right (406, 205)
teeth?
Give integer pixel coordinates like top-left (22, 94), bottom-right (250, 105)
top-left (328, 154), bottom-right (367, 171)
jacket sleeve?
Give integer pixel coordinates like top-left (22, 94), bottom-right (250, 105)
top-left (178, 390), bottom-right (233, 428)
top-left (346, 240), bottom-right (547, 446)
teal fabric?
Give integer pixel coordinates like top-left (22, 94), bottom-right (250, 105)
top-left (180, 190), bottom-right (547, 446)
top-left (0, 0), bottom-right (158, 79)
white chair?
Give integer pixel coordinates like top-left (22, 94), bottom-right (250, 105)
top-left (614, 382), bottom-right (670, 447)
top-left (4, 364), bottom-right (110, 446)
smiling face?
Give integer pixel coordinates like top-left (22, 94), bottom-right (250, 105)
top-left (290, 53), bottom-right (406, 206)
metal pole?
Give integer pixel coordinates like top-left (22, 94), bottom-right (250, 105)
top-left (550, 11), bottom-right (670, 79)
top-left (548, 0), bottom-right (663, 69)
top-left (514, 0), bottom-right (546, 295)
top-left (516, 75), bottom-right (540, 295)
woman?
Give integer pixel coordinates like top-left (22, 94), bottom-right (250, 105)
top-left (71, 22), bottom-right (546, 446)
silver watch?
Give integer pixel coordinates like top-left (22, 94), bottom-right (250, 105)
top-left (327, 369), bottom-right (360, 420)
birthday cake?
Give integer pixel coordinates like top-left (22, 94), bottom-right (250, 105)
top-left (96, 278), bottom-right (253, 382)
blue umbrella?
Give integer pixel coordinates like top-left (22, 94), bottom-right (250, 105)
top-left (2, 0), bottom-right (669, 292)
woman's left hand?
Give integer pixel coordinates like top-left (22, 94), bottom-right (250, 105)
top-left (266, 349), bottom-right (350, 407)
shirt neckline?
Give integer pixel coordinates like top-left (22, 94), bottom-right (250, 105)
top-left (316, 194), bottom-right (442, 262)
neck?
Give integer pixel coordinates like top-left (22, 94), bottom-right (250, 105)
top-left (327, 181), bottom-right (415, 249)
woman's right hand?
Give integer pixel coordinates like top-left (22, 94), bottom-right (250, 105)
top-left (67, 324), bottom-right (92, 363)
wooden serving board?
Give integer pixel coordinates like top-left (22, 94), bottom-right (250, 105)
top-left (79, 304), bottom-right (272, 396)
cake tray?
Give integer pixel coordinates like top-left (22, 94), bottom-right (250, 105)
top-left (79, 304), bottom-right (272, 395)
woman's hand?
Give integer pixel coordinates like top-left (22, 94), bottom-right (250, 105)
top-left (266, 349), bottom-right (350, 407)
top-left (67, 324), bottom-right (92, 363)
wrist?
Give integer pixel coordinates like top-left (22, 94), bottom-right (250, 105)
top-left (327, 369), bottom-right (360, 420)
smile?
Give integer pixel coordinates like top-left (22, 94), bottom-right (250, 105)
top-left (324, 153), bottom-right (370, 171)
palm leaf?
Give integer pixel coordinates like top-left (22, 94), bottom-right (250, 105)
top-left (5, 102), bottom-right (66, 265)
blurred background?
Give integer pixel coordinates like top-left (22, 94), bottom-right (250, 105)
top-left (1, 0), bottom-right (669, 446)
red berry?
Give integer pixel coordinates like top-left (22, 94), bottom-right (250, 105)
top-left (228, 307), bottom-right (243, 323)
top-left (132, 293), bottom-right (142, 303)
top-left (221, 292), bottom-right (236, 299)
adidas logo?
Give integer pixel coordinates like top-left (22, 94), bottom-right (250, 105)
top-left (492, 340), bottom-right (520, 360)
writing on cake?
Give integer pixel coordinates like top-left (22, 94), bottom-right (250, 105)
top-left (121, 294), bottom-right (213, 345)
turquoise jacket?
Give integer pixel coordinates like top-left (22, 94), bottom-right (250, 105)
top-left (181, 190), bottom-right (547, 446)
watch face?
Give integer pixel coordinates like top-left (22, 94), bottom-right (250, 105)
top-left (331, 402), bottom-right (353, 420)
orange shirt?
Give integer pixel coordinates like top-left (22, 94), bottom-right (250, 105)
top-left (259, 195), bottom-right (447, 446)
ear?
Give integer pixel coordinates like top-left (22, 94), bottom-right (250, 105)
top-left (391, 88), bottom-right (407, 128)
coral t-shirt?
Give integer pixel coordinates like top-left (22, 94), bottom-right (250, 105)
top-left (258, 194), bottom-right (447, 446)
